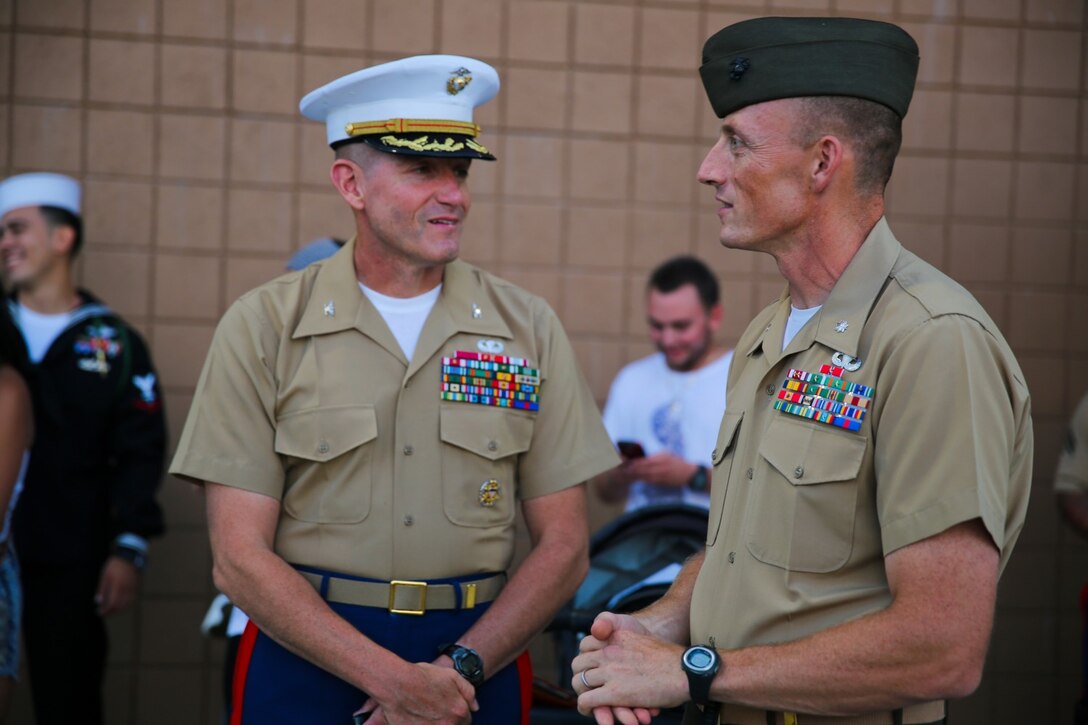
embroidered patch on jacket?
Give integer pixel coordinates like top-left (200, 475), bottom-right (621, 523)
top-left (74, 323), bottom-right (122, 375)
top-left (132, 373), bottom-right (161, 412)
top-left (441, 351), bottom-right (540, 411)
top-left (772, 364), bottom-right (874, 432)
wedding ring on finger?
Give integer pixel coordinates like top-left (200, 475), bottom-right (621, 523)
top-left (580, 669), bottom-right (593, 690)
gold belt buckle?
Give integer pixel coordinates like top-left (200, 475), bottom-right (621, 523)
top-left (388, 580), bottom-right (428, 615)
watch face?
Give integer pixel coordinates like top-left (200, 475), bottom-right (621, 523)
top-left (683, 646), bottom-right (717, 673)
top-left (449, 646), bottom-right (484, 685)
top-left (458, 650), bottom-right (483, 676)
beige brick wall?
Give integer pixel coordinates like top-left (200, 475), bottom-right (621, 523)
top-left (2, 0), bottom-right (1085, 722)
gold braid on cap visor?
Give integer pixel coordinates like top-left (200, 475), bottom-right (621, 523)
top-left (344, 118), bottom-right (491, 155)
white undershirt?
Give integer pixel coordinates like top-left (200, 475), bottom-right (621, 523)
top-left (359, 283), bottom-right (442, 361)
top-left (17, 303), bottom-right (72, 363)
top-left (783, 304), bottom-right (822, 351)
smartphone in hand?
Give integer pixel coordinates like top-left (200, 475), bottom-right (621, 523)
top-left (616, 440), bottom-right (646, 459)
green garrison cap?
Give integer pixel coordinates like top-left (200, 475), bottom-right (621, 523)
top-left (700, 17), bottom-right (919, 119)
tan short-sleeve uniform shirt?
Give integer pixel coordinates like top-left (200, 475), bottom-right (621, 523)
top-left (690, 219), bottom-right (1033, 650)
top-left (1055, 393), bottom-right (1088, 495)
top-left (171, 240), bottom-right (618, 580)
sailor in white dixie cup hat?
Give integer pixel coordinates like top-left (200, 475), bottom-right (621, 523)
top-left (300, 54), bottom-right (499, 159)
top-left (0, 168), bottom-right (166, 725)
top-left (0, 172), bottom-right (81, 219)
top-left (171, 53), bottom-right (616, 725)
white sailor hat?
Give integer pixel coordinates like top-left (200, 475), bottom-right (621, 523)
top-left (299, 54), bottom-right (499, 161)
top-left (0, 172), bottom-right (81, 219)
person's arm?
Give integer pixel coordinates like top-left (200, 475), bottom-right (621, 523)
top-left (205, 482), bottom-right (477, 722)
top-left (572, 550), bottom-right (703, 725)
top-left (98, 326), bottom-right (168, 616)
top-left (450, 483), bottom-right (591, 675)
top-left (0, 366), bottom-right (31, 525)
top-left (624, 454), bottom-right (703, 491)
top-left (593, 453), bottom-right (706, 502)
top-left (575, 519), bottom-right (997, 716)
top-left (592, 464), bottom-right (637, 504)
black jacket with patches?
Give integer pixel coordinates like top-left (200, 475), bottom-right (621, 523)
top-left (10, 291), bottom-right (166, 570)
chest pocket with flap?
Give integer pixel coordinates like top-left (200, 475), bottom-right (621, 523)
top-left (439, 405), bottom-right (534, 527)
top-left (747, 415), bottom-right (867, 572)
top-left (706, 411), bottom-right (743, 547)
top-left (276, 404), bottom-right (378, 524)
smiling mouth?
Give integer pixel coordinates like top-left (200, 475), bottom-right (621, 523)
top-left (428, 217), bottom-right (462, 227)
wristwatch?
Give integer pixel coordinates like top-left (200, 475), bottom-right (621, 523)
top-left (687, 465), bottom-right (710, 493)
top-left (439, 643), bottom-right (485, 687)
top-left (111, 544), bottom-right (148, 573)
top-left (681, 644), bottom-right (720, 706)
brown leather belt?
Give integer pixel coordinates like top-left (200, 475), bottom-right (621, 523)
top-left (717, 700), bottom-right (946, 725)
top-left (298, 570), bottom-right (505, 615)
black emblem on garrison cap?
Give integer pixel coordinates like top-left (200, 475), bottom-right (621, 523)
top-left (729, 57), bottom-right (750, 80)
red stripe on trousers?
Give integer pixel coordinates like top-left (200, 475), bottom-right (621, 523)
top-left (230, 621), bottom-right (260, 725)
top-left (517, 649), bottom-right (533, 725)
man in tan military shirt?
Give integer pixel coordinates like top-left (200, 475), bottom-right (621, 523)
top-left (572, 17), bottom-right (1032, 725)
top-left (171, 55), bottom-right (617, 724)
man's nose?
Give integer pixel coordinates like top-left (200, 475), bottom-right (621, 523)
top-left (696, 139), bottom-right (728, 187)
top-left (435, 170), bottom-right (468, 205)
top-left (661, 327), bottom-right (682, 347)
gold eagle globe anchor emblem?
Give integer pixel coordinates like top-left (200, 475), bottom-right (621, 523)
top-left (447, 67), bottom-right (472, 95)
top-left (478, 480), bottom-right (501, 507)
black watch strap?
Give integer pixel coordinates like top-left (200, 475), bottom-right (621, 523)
top-left (112, 544), bottom-right (147, 572)
top-left (687, 465), bottom-right (710, 492)
top-left (681, 644), bottom-right (720, 706)
top-left (439, 643), bottom-right (485, 687)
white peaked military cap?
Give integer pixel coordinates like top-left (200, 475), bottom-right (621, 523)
top-left (0, 172), bottom-right (81, 218)
top-left (299, 54), bottom-right (500, 160)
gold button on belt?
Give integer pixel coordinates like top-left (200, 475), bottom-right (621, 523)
top-left (298, 570), bottom-right (505, 615)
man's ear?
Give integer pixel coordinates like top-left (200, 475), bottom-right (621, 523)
top-left (708, 302), bottom-right (724, 334)
top-left (330, 159), bottom-right (367, 212)
top-left (50, 223), bottom-right (76, 257)
top-left (811, 135), bottom-right (845, 194)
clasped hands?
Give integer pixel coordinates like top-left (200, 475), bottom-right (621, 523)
top-left (353, 655), bottom-right (477, 725)
top-left (571, 611), bottom-right (689, 725)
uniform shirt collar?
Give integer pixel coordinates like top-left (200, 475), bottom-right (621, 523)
top-left (743, 217), bottom-right (902, 360)
top-left (811, 217), bottom-right (901, 357)
top-left (291, 236), bottom-right (366, 339)
top-left (291, 237), bottom-right (512, 343)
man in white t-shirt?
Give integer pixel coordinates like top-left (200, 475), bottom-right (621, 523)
top-left (593, 256), bottom-right (733, 511)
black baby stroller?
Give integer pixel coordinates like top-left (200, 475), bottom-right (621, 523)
top-left (531, 502), bottom-right (709, 723)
